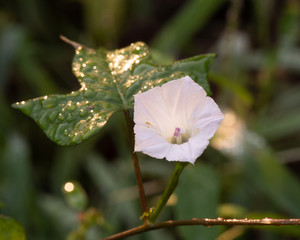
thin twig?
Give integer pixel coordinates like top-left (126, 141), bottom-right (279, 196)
top-left (102, 218), bottom-right (300, 240)
top-left (123, 110), bottom-right (148, 222)
top-left (59, 35), bottom-right (83, 49)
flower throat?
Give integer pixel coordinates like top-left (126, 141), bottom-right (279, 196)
top-left (171, 127), bottom-right (190, 144)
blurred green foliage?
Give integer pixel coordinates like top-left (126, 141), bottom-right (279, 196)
top-left (0, 215), bottom-right (26, 240)
top-left (1, 0), bottom-right (300, 239)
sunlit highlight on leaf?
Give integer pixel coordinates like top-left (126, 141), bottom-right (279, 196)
top-left (13, 40), bottom-right (215, 145)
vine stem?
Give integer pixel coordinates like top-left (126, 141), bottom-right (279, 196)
top-left (102, 218), bottom-right (300, 240)
top-left (124, 110), bottom-right (148, 222)
top-left (149, 162), bottom-right (187, 223)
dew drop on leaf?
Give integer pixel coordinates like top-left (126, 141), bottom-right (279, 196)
top-left (67, 103), bottom-right (76, 111)
top-left (70, 91), bottom-right (80, 97)
top-left (72, 132), bottom-right (82, 142)
top-left (12, 40), bottom-right (215, 146)
top-left (82, 127), bottom-right (99, 140)
top-left (79, 109), bottom-right (88, 117)
top-left (58, 113), bottom-right (65, 121)
top-left (42, 98), bottom-right (57, 109)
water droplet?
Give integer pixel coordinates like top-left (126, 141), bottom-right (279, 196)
top-left (82, 126), bottom-right (99, 140)
top-left (79, 109), bottom-right (87, 117)
top-left (70, 91), bottom-right (80, 97)
top-left (67, 103), bottom-right (76, 111)
top-left (72, 132), bottom-right (82, 143)
top-left (64, 129), bottom-right (68, 136)
top-left (42, 98), bottom-right (57, 109)
top-left (58, 113), bottom-right (64, 120)
top-left (76, 46), bottom-right (82, 54)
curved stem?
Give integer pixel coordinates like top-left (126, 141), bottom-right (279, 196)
top-left (123, 110), bottom-right (148, 222)
top-left (149, 162), bottom-right (188, 223)
top-left (102, 218), bottom-right (300, 240)
top-left (60, 35), bottom-right (84, 49)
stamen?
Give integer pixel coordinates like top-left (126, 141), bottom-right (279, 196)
top-left (173, 127), bottom-right (183, 144)
top-left (170, 127), bottom-right (190, 144)
top-left (174, 127), bottom-right (181, 137)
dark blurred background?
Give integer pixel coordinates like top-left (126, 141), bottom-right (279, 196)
top-left (1, 0), bottom-right (300, 239)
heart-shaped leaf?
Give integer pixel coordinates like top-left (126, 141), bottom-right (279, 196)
top-left (13, 39), bottom-right (215, 145)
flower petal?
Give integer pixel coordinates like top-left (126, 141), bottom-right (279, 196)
top-left (190, 97), bottom-right (224, 139)
top-left (133, 76), bottom-right (224, 164)
top-left (165, 142), bottom-right (194, 163)
top-left (134, 126), bottom-right (172, 159)
top-left (160, 76), bottom-right (207, 133)
top-left (134, 86), bottom-right (173, 138)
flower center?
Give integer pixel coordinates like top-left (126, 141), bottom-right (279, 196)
top-left (172, 127), bottom-right (189, 144)
top-left (173, 127), bottom-right (181, 137)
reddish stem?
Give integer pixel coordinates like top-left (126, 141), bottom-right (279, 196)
top-left (102, 218), bottom-right (300, 240)
top-left (124, 110), bottom-right (148, 222)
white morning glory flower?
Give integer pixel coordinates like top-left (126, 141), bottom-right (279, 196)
top-left (133, 76), bottom-right (224, 164)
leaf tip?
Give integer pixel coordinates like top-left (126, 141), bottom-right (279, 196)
top-left (12, 100), bottom-right (34, 115)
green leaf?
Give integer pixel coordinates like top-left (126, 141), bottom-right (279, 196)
top-left (0, 216), bottom-right (26, 240)
top-left (175, 163), bottom-right (221, 240)
top-left (12, 40), bottom-right (215, 145)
